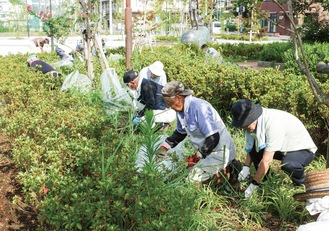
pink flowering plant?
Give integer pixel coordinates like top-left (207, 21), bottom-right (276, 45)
top-left (27, 5), bottom-right (73, 44)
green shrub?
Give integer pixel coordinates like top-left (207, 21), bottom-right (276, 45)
top-left (259, 42), bottom-right (292, 62)
top-left (0, 45), bottom-right (328, 230)
top-left (156, 35), bottom-right (179, 42)
top-left (283, 42), bottom-right (329, 83)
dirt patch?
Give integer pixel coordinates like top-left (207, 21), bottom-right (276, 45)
top-left (238, 61), bottom-right (263, 70)
top-left (0, 133), bottom-right (38, 230)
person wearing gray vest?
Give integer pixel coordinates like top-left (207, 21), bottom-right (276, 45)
top-left (156, 81), bottom-right (239, 184)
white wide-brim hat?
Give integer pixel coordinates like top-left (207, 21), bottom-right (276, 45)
top-left (149, 61), bottom-right (165, 77)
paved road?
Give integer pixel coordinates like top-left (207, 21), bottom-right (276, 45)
top-left (0, 34), bottom-right (289, 56)
top-left (0, 35), bottom-right (126, 56)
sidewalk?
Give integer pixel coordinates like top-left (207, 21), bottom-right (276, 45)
top-left (0, 35), bottom-right (125, 56)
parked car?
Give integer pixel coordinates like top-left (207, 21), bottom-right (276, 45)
top-left (211, 21), bottom-right (222, 34)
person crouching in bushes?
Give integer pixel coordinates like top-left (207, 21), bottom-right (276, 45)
top-left (122, 70), bottom-right (176, 128)
top-left (156, 81), bottom-right (241, 185)
top-left (231, 99), bottom-right (317, 198)
top-left (294, 168), bottom-right (329, 230)
top-left (27, 54), bottom-right (62, 78)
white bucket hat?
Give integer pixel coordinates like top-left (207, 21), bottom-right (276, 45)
top-left (149, 61), bottom-right (165, 77)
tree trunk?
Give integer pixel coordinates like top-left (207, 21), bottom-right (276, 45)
top-left (327, 119), bottom-right (329, 168)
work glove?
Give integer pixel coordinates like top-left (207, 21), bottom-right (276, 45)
top-left (238, 166), bottom-right (250, 181)
top-left (155, 143), bottom-right (170, 162)
top-left (197, 149), bottom-right (208, 159)
top-left (132, 115), bottom-right (141, 127)
top-left (244, 182), bottom-right (259, 198)
top-left (185, 153), bottom-right (201, 168)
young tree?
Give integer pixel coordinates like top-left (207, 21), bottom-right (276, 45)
top-left (26, 3), bottom-right (73, 44)
top-left (272, 0), bottom-right (329, 166)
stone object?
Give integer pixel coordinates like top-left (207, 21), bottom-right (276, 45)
top-left (316, 62), bottom-right (329, 74)
top-left (180, 26), bottom-right (211, 47)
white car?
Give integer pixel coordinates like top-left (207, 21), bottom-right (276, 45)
top-left (212, 21), bottom-right (222, 34)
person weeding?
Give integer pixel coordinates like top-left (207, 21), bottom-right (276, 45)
top-left (294, 168), bottom-right (329, 230)
top-left (28, 37), bottom-right (50, 53)
top-left (139, 61), bottom-right (167, 87)
top-left (201, 44), bottom-right (224, 63)
top-left (156, 81), bottom-right (240, 184)
top-left (27, 54), bottom-right (62, 78)
top-left (122, 70), bottom-right (175, 127)
top-left (231, 99), bottom-right (317, 198)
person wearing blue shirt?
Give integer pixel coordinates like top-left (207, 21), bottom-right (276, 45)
top-left (157, 81), bottom-right (239, 184)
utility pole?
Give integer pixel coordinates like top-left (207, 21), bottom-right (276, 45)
top-left (109, 0), bottom-right (113, 34)
top-left (26, 0), bottom-right (30, 37)
top-left (49, 0), bottom-right (54, 51)
top-left (125, 0), bottom-right (132, 69)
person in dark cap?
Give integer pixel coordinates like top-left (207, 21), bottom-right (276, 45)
top-left (231, 99), bottom-right (317, 198)
top-left (157, 81), bottom-right (239, 184)
top-left (122, 70), bottom-right (176, 127)
top-left (27, 54), bottom-right (62, 78)
top-left (294, 168), bottom-right (329, 230)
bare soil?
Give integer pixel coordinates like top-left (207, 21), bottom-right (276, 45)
top-left (238, 61), bottom-right (263, 70)
top-left (0, 133), bottom-right (38, 230)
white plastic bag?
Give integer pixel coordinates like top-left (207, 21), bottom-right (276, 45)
top-left (53, 57), bottom-right (73, 68)
top-left (61, 70), bottom-right (92, 93)
top-left (100, 68), bottom-right (132, 114)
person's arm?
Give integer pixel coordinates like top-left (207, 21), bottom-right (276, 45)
top-left (165, 130), bottom-right (187, 148)
top-left (199, 132), bottom-right (219, 158)
top-left (137, 80), bottom-right (156, 117)
top-left (244, 153), bottom-right (252, 167)
top-left (253, 151), bottom-right (275, 183)
top-left (36, 38), bottom-right (44, 51)
top-left (156, 130), bottom-right (186, 161)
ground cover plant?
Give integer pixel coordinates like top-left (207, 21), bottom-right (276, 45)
top-left (0, 42), bottom-right (328, 230)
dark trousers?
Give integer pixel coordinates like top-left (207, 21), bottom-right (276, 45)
top-left (249, 143), bottom-right (314, 185)
top-left (55, 46), bottom-right (68, 60)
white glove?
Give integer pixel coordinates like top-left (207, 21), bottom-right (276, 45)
top-left (244, 183), bottom-right (259, 198)
top-left (238, 166), bottom-right (250, 181)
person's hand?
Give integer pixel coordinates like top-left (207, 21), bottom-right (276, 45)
top-left (238, 166), bottom-right (250, 181)
top-left (155, 145), bottom-right (169, 162)
top-left (185, 153), bottom-right (201, 168)
top-left (244, 183), bottom-right (259, 198)
top-left (197, 149), bottom-right (207, 159)
top-left (132, 115), bottom-right (141, 127)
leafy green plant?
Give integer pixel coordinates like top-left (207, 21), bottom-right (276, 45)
top-left (259, 42), bottom-right (292, 62)
top-left (0, 45), bottom-right (328, 230)
top-left (27, 4), bottom-right (72, 43)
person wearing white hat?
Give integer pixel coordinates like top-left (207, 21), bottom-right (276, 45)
top-left (139, 61), bottom-right (167, 86)
top-left (294, 168), bottom-right (329, 230)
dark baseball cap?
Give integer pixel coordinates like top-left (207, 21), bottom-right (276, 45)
top-left (122, 70), bottom-right (138, 87)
